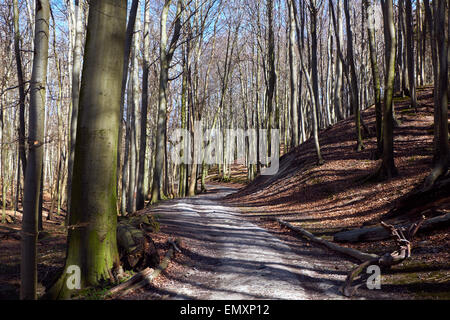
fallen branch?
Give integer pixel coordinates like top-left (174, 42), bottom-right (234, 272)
top-left (108, 238), bottom-right (182, 298)
top-left (270, 218), bottom-right (378, 262)
top-left (341, 216), bottom-right (426, 297)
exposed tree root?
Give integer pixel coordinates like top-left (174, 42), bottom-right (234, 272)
top-left (107, 238), bottom-right (181, 298)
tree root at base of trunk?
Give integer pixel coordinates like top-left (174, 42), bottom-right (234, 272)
top-left (106, 238), bottom-right (182, 298)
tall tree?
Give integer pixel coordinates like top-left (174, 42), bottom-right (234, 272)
top-left (424, 0), bottom-right (449, 188)
top-left (67, 0), bottom-right (84, 220)
top-left (377, 0), bottom-right (398, 180)
top-left (21, 0), bottom-right (50, 300)
top-left (332, 0), bottom-right (344, 121)
top-left (266, 0), bottom-right (277, 156)
top-left (127, 4), bottom-right (141, 214)
top-left (309, 0), bottom-right (325, 162)
top-left (117, 0), bottom-right (139, 203)
top-left (136, 0), bottom-right (151, 210)
top-left (343, 0), bottom-right (364, 151)
top-left (12, 0), bottom-right (27, 178)
top-left (364, 0), bottom-right (383, 158)
top-left (151, 0), bottom-right (182, 203)
top-left (47, 0), bottom-right (127, 299)
top-left (287, 0), bottom-right (299, 148)
top-left (405, 0), bottom-right (418, 110)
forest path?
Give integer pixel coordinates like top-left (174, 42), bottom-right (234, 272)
top-left (148, 185), bottom-right (348, 300)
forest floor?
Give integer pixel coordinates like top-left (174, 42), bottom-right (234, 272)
top-left (0, 87), bottom-right (448, 300)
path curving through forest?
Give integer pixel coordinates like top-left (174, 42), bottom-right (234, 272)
top-left (148, 185), bottom-right (349, 300)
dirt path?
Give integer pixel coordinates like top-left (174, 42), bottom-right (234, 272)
top-left (146, 185), bottom-right (351, 300)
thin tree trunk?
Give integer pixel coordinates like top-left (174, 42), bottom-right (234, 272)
top-left (287, 0), bottom-right (299, 147)
top-left (424, 0), bottom-right (449, 189)
top-left (405, 0), bottom-right (418, 110)
top-left (13, 0), bottom-right (27, 178)
top-left (344, 0), bottom-right (364, 151)
top-left (365, 0), bottom-right (383, 158)
top-left (21, 0), bottom-right (50, 300)
top-left (67, 0), bottom-right (84, 220)
top-left (117, 0), bottom-right (139, 203)
top-left (377, 0), bottom-right (398, 180)
top-left (151, 0), bottom-right (182, 203)
top-left (136, 0), bottom-right (150, 210)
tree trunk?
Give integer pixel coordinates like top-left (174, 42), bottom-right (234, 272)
top-left (67, 0), bottom-right (84, 220)
top-left (151, 0), bottom-right (182, 203)
top-left (344, 0), bottom-right (364, 151)
top-left (287, 0), bottom-right (299, 148)
top-left (127, 4), bottom-right (141, 214)
top-left (47, 0), bottom-right (127, 299)
top-left (405, 0), bottom-right (418, 110)
top-left (21, 0), bottom-right (50, 300)
top-left (424, 0), bottom-right (449, 189)
top-left (13, 0), bottom-right (27, 179)
top-left (137, 0), bottom-right (150, 210)
top-left (377, 0), bottom-right (398, 180)
top-left (365, 0), bottom-right (383, 158)
top-left (307, 0), bottom-right (324, 164)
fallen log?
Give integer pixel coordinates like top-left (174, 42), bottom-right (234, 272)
top-left (333, 211), bottom-right (450, 243)
top-left (270, 218), bottom-right (378, 262)
top-left (108, 238), bottom-right (181, 298)
top-left (107, 267), bottom-right (154, 297)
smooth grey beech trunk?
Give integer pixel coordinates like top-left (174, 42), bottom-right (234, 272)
top-left (365, 0), bottom-right (383, 157)
top-left (127, 4), bottom-right (141, 214)
top-left (151, 0), bottom-right (182, 203)
top-left (136, 0), bottom-right (151, 210)
top-left (287, 0), bottom-right (299, 148)
top-left (117, 0), bottom-right (139, 202)
top-left (344, 0), bottom-right (364, 151)
top-left (67, 0), bottom-right (84, 221)
top-left (47, 0), bottom-right (127, 299)
top-left (13, 0), bottom-right (27, 179)
top-left (21, 0), bottom-right (50, 300)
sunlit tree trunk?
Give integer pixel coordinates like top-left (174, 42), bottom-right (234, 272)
top-left (365, 0), bottom-right (383, 158)
top-left (405, 0), bottom-right (418, 110)
top-left (343, 0), bottom-right (364, 151)
top-left (13, 0), bottom-right (27, 179)
top-left (151, 0), bottom-right (182, 203)
top-left (47, 0), bottom-right (127, 299)
top-left (287, 0), bottom-right (299, 147)
top-left (377, 0), bottom-right (398, 180)
top-left (137, 0), bottom-right (150, 210)
top-left (67, 0), bottom-right (84, 220)
top-left (21, 0), bottom-right (50, 300)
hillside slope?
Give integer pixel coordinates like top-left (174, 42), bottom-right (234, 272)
top-left (226, 87), bottom-right (449, 298)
